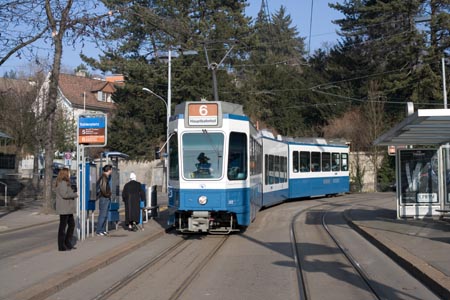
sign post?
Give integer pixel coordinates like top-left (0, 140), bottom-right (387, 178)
top-left (76, 114), bottom-right (107, 241)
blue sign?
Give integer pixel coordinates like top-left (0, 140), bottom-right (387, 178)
top-left (79, 117), bottom-right (105, 128)
top-left (78, 115), bottom-right (107, 145)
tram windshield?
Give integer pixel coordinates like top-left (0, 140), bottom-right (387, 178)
top-left (182, 132), bottom-right (224, 179)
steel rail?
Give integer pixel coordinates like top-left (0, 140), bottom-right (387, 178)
top-left (321, 210), bottom-right (382, 300)
top-left (168, 235), bottom-right (229, 300)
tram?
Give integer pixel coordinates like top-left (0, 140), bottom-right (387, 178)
top-left (167, 101), bottom-right (349, 233)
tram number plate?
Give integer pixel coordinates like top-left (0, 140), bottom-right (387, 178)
top-left (188, 103), bottom-right (218, 126)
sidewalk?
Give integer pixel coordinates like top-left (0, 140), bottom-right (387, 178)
top-left (344, 192), bottom-right (450, 299)
top-left (1, 193), bottom-right (450, 299)
top-left (0, 193), bottom-right (169, 300)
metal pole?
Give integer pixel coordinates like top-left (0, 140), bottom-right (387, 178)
top-left (443, 57), bottom-right (447, 109)
top-left (212, 68), bottom-right (219, 101)
top-left (81, 144), bottom-right (86, 241)
top-left (167, 49), bottom-right (171, 193)
top-left (76, 126), bottom-right (80, 240)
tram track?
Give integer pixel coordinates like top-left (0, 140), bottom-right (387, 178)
top-left (291, 196), bottom-right (440, 300)
top-left (321, 210), bottom-right (381, 300)
top-left (91, 234), bottom-right (229, 300)
top-left (291, 199), bottom-right (382, 299)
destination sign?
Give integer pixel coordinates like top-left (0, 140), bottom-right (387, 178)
top-left (188, 103), bottom-right (218, 126)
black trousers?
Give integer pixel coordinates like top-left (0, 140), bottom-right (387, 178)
top-left (58, 214), bottom-right (75, 250)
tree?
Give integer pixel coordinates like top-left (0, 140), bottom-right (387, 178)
top-left (84, 0), bottom-right (250, 159)
top-left (242, 6), bottom-right (308, 136)
top-left (0, 1), bottom-right (114, 212)
top-left (0, 77), bottom-right (40, 172)
top-left (328, 0), bottom-right (433, 117)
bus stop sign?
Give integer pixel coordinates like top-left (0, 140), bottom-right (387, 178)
top-left (78, 115), bottom-right (107, 147)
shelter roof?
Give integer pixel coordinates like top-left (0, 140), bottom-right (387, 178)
top-left (0, 131), bottom-right (12, 139)
top-left (374, 109), bottom-right (450, 146)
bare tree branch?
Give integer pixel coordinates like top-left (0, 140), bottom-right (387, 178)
top-left (0, 26), bottom-right (48, 66)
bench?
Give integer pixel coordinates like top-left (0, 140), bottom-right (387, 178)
top-left (435, 209), bottom-right (450, 220)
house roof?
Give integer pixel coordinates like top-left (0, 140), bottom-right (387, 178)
top-left (58, 74), bottom-right (117, 111)
top-left (0, 77), bottom-right (36, 93)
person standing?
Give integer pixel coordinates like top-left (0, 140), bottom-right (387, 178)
top-left (96, 164), bottom-right (112, 236)
top-left (55, 168), bottom-right (78, 251)
top-left (122, 172), bottom-right (145, 231)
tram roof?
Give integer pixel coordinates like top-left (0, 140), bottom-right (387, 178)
top-left (374, 109), bottom-right (450, 146)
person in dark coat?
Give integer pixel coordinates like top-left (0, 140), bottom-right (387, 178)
top-left (96, 164), bottom-right (112, 236)
top-left (55, 168), bottom-right (78, 251)
top-left (122, 172), bottom-right (145, 231)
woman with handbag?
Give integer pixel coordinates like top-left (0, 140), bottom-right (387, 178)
top-left (55, 168), bottom-right (78, 251)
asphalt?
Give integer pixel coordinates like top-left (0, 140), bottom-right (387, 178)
top-left (0, 192), bottom-right (449, 300)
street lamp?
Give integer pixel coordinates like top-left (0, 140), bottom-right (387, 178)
top-left (142, 87), bottom-right (170, 193)
top-left (142, 49), bottom-right (197, 193)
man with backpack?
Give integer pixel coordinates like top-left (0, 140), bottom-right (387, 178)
top-left (96, 164), bottom-right (112, 236)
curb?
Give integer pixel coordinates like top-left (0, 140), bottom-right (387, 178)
top-left (0, 219), bottom-right (59, 235)
top-left (343, 210), bottom-right (450, 300)
top-left (8, 226), bottom-right (168, 300)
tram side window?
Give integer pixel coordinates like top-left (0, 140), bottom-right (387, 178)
top-left (311, 152), bottom-right (321, 172)
top-left (300, 151), bottom-right (310, 172)
top-left (331, 153), bottom-right (340, 171)
top-left (341, 153), bottom-right (349, 171)
top-left (281, 156), bottom-right (287, 182)
top-left (265, 155), bottom-right (273, 184)
top-left (322, 152), bottom-right (331, 171)
top-left (265, 154), bottom-right (287, 184)
top-left (250, 137), bottom-right (262, 176)
top-left (274, 155), bottom-right (280, 184)
top-left (293, 151), bottom-right (299, 173)
top-left (169, 133), bottom-right (179, 180)
top-left (228, 132), bottom-right (247, 180)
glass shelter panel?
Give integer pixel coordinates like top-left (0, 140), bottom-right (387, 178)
top-left (445, 147), bottom-right (450, 204)
top-left (399, 149), bottom-right (439, 204)
top-left (182, 132), bottom-right (224, 179)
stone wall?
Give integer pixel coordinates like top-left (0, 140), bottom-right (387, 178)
top-left (349, 152), bottom-right (383, 193)
top-left (118, 159), bottom-right (165, 192)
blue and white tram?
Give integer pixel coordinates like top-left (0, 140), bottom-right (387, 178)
top-left (288, 139), bottom-right (349, 198)
top-left (167, 101), bottom-right (349, 233)
top-left (167, 101), bottom-right (262, 233)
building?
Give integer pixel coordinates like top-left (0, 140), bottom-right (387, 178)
top-left (52, 72), bottom-right (121, 120)
top-left (0, 72), bottom-right (124, 178)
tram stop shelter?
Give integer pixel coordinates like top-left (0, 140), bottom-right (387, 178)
top-left (374, 108), bottom-right (450, 219)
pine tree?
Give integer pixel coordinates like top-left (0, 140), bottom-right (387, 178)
top-left (328, 0), bottom-right (435, 118)
top-left (89, 0), bottom-right (250, 159)
top-left (242, 6), bottom-right (308, 136)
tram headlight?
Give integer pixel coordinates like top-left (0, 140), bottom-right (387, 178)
top-left (198, 195), bottom-right (208, 205)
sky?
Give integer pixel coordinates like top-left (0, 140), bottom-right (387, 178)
top-left (0, 0), bottom-right (343, 75)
